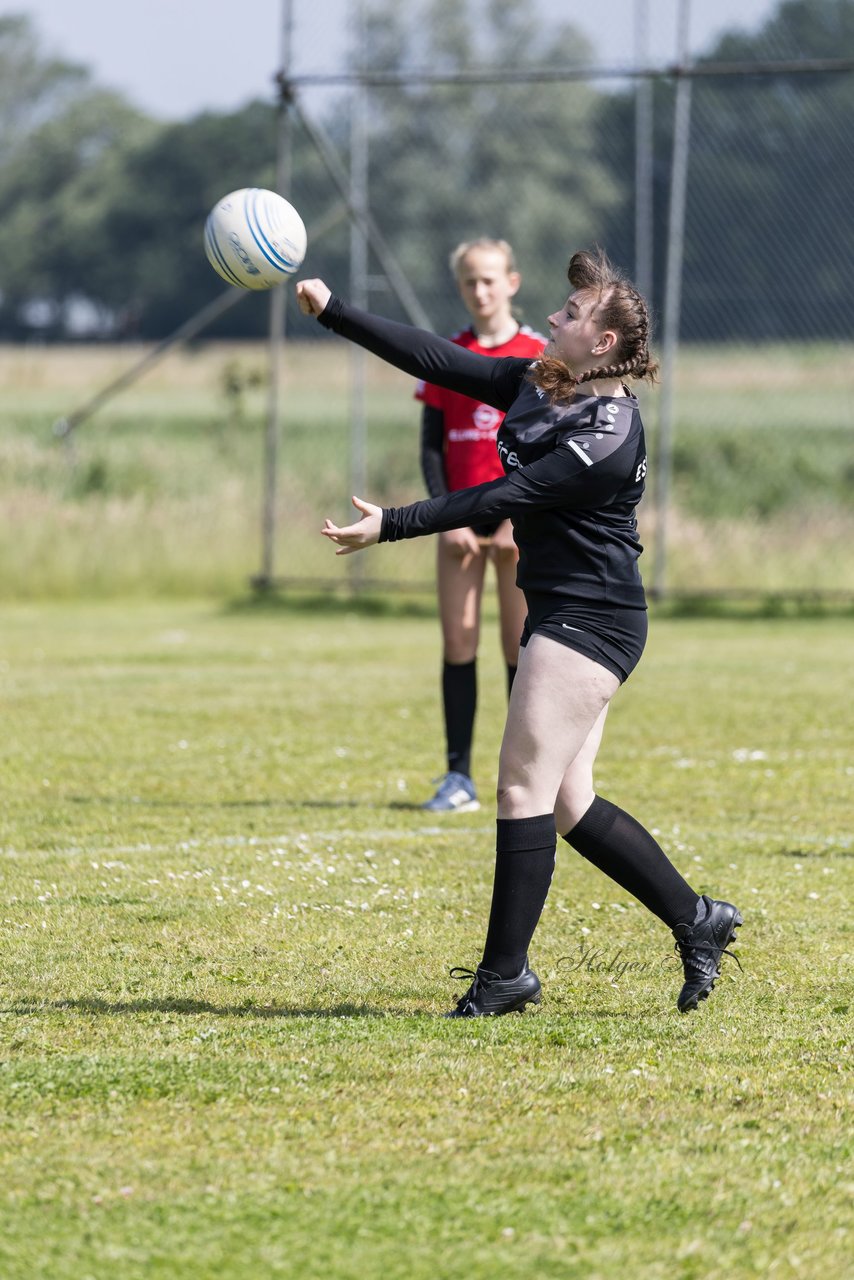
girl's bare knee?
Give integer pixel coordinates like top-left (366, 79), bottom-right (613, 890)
top-left (495, 779), bottom-right (529, 812)
top-left (443, 638), bottom-right (478, 664)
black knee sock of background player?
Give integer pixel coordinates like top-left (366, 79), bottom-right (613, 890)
top-left (481, 814), bottom-right (556, 978)
top-left (442, 659), bottom-right (476, 778)
top-left (563, 797), bottom-right (699, 928)
top-left (506, 662), bottom-right (517, 698)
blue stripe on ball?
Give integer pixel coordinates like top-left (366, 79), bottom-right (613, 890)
top-left (243, 189), bottom-right (295, 276)
top-left (205, 218), bottom-right (243, 287)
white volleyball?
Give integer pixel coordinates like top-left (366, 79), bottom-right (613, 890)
top-left (204, 187), bottom-right (307, 290)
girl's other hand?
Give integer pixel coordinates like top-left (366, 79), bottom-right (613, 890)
top-left (321, 496), bottom-right (382, 555)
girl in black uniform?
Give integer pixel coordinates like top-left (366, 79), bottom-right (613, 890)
top-left (297, 251), bottom-right (742, 1017)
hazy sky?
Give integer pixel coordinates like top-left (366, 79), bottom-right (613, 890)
top-left (10, 0), bottom-right (784, 120)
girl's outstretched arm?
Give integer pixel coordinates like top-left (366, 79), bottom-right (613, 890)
top-left (296, 281), bottom-right (526, 411)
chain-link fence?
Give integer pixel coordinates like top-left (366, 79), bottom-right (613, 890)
top-left (261, 40), bottom-right (853, 604)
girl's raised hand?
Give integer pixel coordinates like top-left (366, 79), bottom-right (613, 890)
top-left (322, 496), bottom-right (382, 555)
top-left (296, 279), bottom-right (332, 317)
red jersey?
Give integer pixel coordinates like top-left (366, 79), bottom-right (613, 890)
top-left (415, 325), bottom-right (546, 491)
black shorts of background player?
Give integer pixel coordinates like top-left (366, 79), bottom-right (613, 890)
top-left (297, 252), bottom-right (742, 1018)
top-left (416, 238), bottom-right (545, 814)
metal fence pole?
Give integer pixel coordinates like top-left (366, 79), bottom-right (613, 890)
top-left (257, 0), bottom-right (295, 590)
top-left (290, 96), bottom-right (431, 331)
top-left (349, 2), bottom-right (369, 592)
top-left (634, 0), bottom-right (654, 300)
top-left (652, 0), bottom-right (693, 601)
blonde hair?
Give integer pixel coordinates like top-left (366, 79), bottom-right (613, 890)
top-left (450, 238), bottom-right (518, 279)
top-left (529, 248), bottom-right (658, 404)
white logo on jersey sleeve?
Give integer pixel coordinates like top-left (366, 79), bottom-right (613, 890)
top-left (561, 400), bottom-right (633, 466)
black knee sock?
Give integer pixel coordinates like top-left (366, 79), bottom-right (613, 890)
top-left (442, 659), bottom-right (476, 777)
top-left (506, 662), bottom-right (517, 698)
top-left (564, 797), bottom-right (699, 928)
top-left (481, 814), bottom-right (556, 978)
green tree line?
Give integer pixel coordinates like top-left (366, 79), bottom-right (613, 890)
top-left (0, 0), bottom-right (851, 343)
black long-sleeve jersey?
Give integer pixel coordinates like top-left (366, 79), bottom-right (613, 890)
top-left (318, 298), bottom-right (649, 622)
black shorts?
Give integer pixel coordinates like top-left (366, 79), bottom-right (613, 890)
top-left (519, 601), bottom-right (648, 683)
top-left (471, 519), bottom-right (503, 540)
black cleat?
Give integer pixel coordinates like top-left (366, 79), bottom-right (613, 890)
top-left (445, 962), bottom-right (542, 1018)
top-left (673, 895), bottom-right (743, 1013)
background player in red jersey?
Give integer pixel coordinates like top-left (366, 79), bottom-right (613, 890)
top-left (416, 239), bottom-right (545, 813)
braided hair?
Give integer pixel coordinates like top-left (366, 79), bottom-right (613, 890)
top-left (529, 249), bottom-right (658, 404)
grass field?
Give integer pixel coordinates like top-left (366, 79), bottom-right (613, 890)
top-left (1, 599), bottom-right (851, 1279)
top-left (0, 340), bottom-right (852, 600)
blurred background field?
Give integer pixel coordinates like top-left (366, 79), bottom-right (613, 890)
top-left (2, 3), bottom-right (853, 607)
top-left (1, 338), bottom-right (851, 602)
